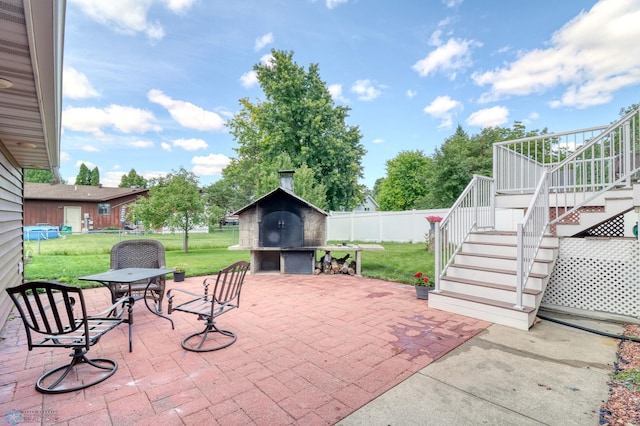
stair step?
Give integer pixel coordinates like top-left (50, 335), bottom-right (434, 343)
top-left (449, 264), bottom-right (546, 279)
top-left (456, 252), bottom-right (554, 264)
top-left (431, 290), bottom-right (535, 313)
top-left (464, 241), bottom-right (558, 250)
top-left (447, 263), bottom-right (546, 287)
top-left (456, 252), bottom-right (554, 275)
top-left (441, 276), bottom-right (542, 295)
top-left (428, 290), bottom-right (537, 330)
top-left (462, 241), bottom-right (557, 260)
top-left (468, 231), bottom-right (559, 247)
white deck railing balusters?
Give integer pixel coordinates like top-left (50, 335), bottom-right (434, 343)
top-left (437, 106), bottom-right (640, 308)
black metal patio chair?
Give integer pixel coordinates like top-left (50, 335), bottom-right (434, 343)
top-left (167, 261), bottom-right (250, 352)
top-left (6, 281), bottom-right (133, 394)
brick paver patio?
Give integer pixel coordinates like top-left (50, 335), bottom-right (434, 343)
top-left (0, 274), bottom-right (489, 425)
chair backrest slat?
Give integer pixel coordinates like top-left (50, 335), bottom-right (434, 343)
top-left (207, 261), bottom-right (250, 307)
top-left (6, 281), bottom-right (90, 351)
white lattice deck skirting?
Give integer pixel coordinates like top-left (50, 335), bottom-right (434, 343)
top-left (543, 238), bottom-right (640, 318)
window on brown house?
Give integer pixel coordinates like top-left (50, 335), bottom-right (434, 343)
top-left (98, 203), bottom-right (111, 215)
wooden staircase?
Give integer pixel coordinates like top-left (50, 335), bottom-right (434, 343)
top-left (428, 231), bottom-right (559, 331)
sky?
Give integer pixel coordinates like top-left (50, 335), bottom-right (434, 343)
top-left (60, 0), bottom-right (640, 189)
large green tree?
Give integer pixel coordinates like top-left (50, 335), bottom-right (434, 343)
top-left (24, 169), bottom-right (58, 183)
top-left (377, 150), bottom-right (432, 211)
top-left (119, 168), bottom-right (147, 188)
top-left (225, 49), bottom-right (366, 211)
top-left (424, 123), bottom-right (544, 208)
top-left (127, 167), bottom-right (205, 253)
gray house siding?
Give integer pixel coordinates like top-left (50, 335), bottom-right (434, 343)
top-left (0, 148), bottom-right (24, 328)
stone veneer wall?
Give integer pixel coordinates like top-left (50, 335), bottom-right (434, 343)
top-left (237, 204), bottom-right (326, 248)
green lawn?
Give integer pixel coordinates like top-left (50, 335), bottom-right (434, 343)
top-left (24, 230), bottom-right (434, 288)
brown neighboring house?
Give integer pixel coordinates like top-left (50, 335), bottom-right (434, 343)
top-left (24, 183), bottom-right (148, 232)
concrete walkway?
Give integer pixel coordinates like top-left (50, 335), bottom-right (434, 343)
top-left (340, 314), bottom-right (621, 425)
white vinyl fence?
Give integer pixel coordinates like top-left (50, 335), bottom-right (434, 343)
top-left (327, 208), bottom-right (524, 243)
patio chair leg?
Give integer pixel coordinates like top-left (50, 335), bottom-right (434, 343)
top-left (181, 321), bottom-right (237, 352)
top-left (144, 282), bottom-right (174, 330)
top-left (36, 348), bottom-right (118, 394)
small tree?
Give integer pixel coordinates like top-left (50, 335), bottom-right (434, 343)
top-left (119, 168), bottom-right (148, 188)
top-left (75, 163), bottom-right (91, 185)
top-left (89, 167), bottom-right (100, 186)
top-left (128, 167), bottom-right (205, 253)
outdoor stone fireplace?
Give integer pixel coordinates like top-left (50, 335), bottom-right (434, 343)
top-left (232, 171), bottom-right (328, 274)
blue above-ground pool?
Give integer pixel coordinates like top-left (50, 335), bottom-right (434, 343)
top-left (23, 225), bottom-right (60, 241)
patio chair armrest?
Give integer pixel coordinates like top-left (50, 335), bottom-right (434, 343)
top-left (89, 295), bottom-right (135, 319)
top-left (167, 287), bottom-right (207, 314)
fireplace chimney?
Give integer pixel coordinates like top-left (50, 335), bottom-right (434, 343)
top-left (279, 170), bottom-right (295, 193)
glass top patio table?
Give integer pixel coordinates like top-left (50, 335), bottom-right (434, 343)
top-left (79, 267), bottom-right (175, 351)
top-left (80, 267), bottom-right (174, 284)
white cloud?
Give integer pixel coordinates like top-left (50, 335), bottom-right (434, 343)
top-left (260, 53), bottom-right (275, 67)
top-left (328, 84), bottom-right (348, 103)
top-left (81, 145), bottom-right (100, 152)
top-left (443, 0), bottom-right (463, 8)
top-left (240, 71), bottom-right (259, 88)
top-left (62, 105), bottom-right (161, 135)
top-left (63, 67), bottom-right (99, 99)
top-left (161, 142), bottom-right (172, 151)
top-left (102, 171), bottom-right (127, 187)
top-left (413, 35), bottom-right (482, 80)
top-left (240, 55), bottom-right (275, 88)
top-left (407, 89), bottom-right (417, 99)
top-left (472, 0), bottom-right (640, 108)
top-left (147, 89), bottom-right (225, 131)
top-left (326, 0), bottom-right (348, 9)
top-left (141, 171), bottom-right (168, 181)
top-left (60, 152), bottom-right (71, 162)
top-left (69, 0), bottom-right (165, 41)
top-left (191, 153), bottom-right (232, 176)
top-left (466, 106), bottom-right (509, 128)
top-left (74, 160), bottom-right (96, 169)
top-left (255, 32), bottom-right (274, 51)
top-left (372, 138), bottom-right (384, 144)
top-left (129, 140), bottom-right (154, 148)
top-left (351, 80), bottom-right (382, 101)
top-left (522, 111), bottom-right (540, 125)
top-left (173, 138), bottom-right (208, 151)
top-left (423, 95), bottom-right (463, 129)
top-left (162, 0), bottom-right (197, 14)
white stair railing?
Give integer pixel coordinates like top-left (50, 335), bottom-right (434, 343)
top-left (435, 174), bottom-right (494, 291)
top-left (515, 171), bottom-right (549, 309)
top-left (549, 108), bottom-right (640, 224)
top-left (438, 105), bottom-right (640, 310)
top-left (515, 106), bottom-right (639, 306)
top-left (493, 126), bottom-right (608, 194)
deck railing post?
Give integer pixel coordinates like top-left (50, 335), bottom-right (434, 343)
top-left (515, 222), bottom-right (524, 310)
top-left (435, 223), bottom-right (441, 292)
